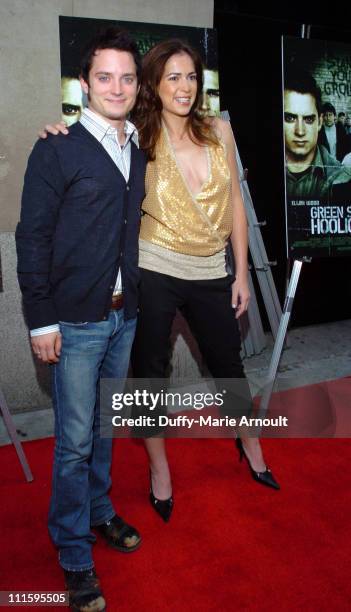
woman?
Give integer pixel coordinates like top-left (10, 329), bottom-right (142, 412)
top-left (132, 40), bottom-right (279, 521)
top-left (40, 39), bottom-right (279, 524)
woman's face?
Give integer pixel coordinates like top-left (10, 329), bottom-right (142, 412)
top-left (158, 52), bottom-right (198, 118)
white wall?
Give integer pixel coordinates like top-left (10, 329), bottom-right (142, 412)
top-left (0, 0), bottom-right (214, 411)
top-left (0, 0), bottom-right (213, 230)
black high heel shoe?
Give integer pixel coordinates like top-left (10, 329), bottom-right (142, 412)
top-left (236, 439), bottom-right (280, 490)
top-left (149, 472), bottom-right (174, 522)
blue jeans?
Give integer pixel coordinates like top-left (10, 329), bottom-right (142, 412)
top-left (48, 310), bottom-right (136, 571)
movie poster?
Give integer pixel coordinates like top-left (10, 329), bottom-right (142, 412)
top-left (282, 37), bottom-right (351, 258)
top-left (59, 16), bottom-right (219, 126)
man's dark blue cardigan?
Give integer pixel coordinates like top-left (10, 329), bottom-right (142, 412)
top-left (16, 122), bottom-right (146, 330)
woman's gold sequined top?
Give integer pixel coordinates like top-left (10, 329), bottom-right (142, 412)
top-left (139, 124), bottom-right (233, 257)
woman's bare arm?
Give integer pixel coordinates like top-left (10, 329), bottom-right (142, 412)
top-left (214, 117), bottom-right (250, 318)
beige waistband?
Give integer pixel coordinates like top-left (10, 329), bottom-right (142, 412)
top-left (138, 239), bottom-right (227, 280)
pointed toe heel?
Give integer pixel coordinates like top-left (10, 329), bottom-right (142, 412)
top-left (149, 490), bottom-right (174, 522)
top-left (236, 438), bottom-right (280, 490)
top-left (149, 471), bottom-right (174, 522)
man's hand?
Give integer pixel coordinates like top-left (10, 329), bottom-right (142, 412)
top-left (38, 121), bottom-right (69, 139)
top-left (31, 332), bottom-right (62, 363)
top-left (231, 277), bottom-right (250, 319)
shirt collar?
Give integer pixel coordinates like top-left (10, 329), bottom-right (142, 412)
top-left (287, 145), bottom-right (351, 184)
top-left (80, 107), bottom-right (139, 148)
top-left (287, 147), bottom-right (325, 181)
top-left (310, 146), bottom-right (326, 178)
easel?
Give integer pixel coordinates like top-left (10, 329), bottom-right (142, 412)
top-left (257, 258), bottom-right (309, 418)
top-left (0, 386), bottom-right (33, 482)
top-left (0, 247), bottom-right (33, 481)
top-left (258, 23), bottom-right (312, 418)
top-left (221, 111), bottom-right (283, 356)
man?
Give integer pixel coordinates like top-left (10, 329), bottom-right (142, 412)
top-left (200, 67), bottom-right (220, 116)
top-left (61, 74), bottom-right (84, 126)
top-left (283, 68), bottom-right (351, 200)
top-left (345, 114), bottom-right (351, 135)
top-left (16, 28), bottom-right (146, 612)
top-left (318, 101), bottom-right (349, 162)
top-left (337, 111), bottom-right (346, 126)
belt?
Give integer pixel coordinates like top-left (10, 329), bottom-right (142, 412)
top-left (110, 293), bottom-right (124, 311)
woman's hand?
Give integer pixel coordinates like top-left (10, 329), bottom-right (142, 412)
top-left (38, 121), bottom-right (69, 139)
top-left (231, 276), bottom-right (250, 319)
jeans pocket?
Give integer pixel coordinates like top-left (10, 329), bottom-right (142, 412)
top-left (59, 321), bottom-right (89, 327)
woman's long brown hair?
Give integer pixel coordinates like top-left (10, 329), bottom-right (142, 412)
top-left (132, 39), bottom-right (219, 160)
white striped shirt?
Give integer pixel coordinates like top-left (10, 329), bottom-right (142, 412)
top-left (31, 108), bottom-right (139, 336)
top-left (80, 107), bottom-right (139, 182)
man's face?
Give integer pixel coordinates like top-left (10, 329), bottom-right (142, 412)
top-left (284, 90), bottom-right (322, 162)
top-left (338, 114), bottom-right (346, 125)
top-left (323, 111), bottom-right (335, 127)
top-left (200, 69), bottom-right (220, 116)
top-left (61, 78), bottom-right (83, 126)
top-left (80, 48), bottom-right (139, 126)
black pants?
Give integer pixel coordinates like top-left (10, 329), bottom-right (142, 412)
top-left (130, 269), bottom-right (252, 434)
top-left (132, 268), bottom-right (245, 379)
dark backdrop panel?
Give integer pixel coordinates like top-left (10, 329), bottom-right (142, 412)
top-left (214, 8), bottom-right (351, 327)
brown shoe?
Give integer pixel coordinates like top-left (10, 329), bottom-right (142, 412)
top-left (64, 568), bottom-right (106, 611)
top-left (93, 514), bottom-right (141, 553)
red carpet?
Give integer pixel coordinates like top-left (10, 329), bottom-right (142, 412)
top-left (1, 382), bottom-right (351, 610)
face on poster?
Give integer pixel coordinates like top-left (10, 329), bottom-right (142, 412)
top-left (59, 16), bottom-right (220, 127)
top-left (282, 36), bottom-right (351, 259)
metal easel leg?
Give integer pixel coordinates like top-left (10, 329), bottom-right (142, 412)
top-left (257, 260), bottom-right (304, 418)
top-left (0, 386), bottom-right (34, 482)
